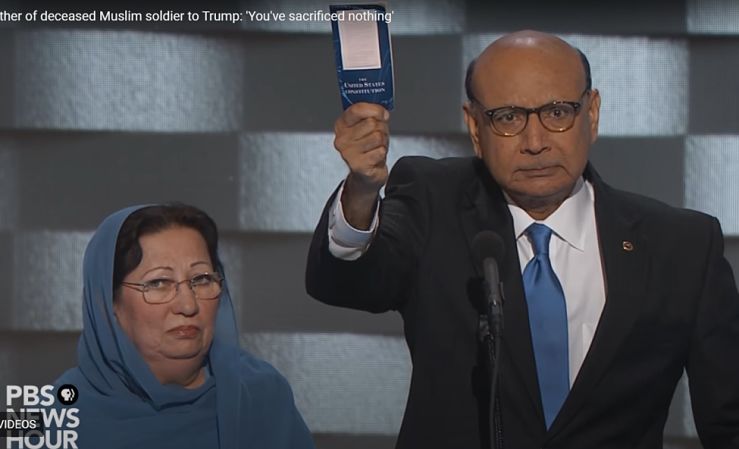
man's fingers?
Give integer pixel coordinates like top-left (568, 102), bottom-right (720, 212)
top-left (332, 103), bottom-right (391, 193)
top-left (340, 102), bottom-right (390, 127)
top-left (334, 120), bottom-right (389, 154)
top-left (335, 132), bottom-right (388, 159)
top-left (364, 146), bottom-right (388, 168)
top-left (351, 147), bottom-right (388, 174)
top-left (334, 116), bottom-right (386, 145)
top-left (350, 118), bottom-right (389, 143)
top-left (343, 148), bottom-right (388, 195)
top-left (348, 122), bottom-right (389, 152)
top-left (335, 116), bottom-right (387, 143)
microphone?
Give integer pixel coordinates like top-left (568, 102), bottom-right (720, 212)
top-left (473, 231), bottom-right (505, 339)
top-left (473, 231), bottom-right (506, 449)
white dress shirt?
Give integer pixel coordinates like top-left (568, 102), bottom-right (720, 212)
top-left (328, 177), bottom-right (606, 385)
top-left (506, 177), bottom-right (605, 385)
top-left (327, 181), bottom-right (379, 261)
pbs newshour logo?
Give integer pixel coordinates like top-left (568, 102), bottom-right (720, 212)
top-left (55, 386), bottom-right (77, 407)
top-left (3, 385), bottom-right (79, 449)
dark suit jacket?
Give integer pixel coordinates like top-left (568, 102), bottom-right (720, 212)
top-left (306, 156), bottom-right (739, 449)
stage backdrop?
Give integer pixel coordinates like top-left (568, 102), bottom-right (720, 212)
top-left (1, 1), bottom-right (738, 448)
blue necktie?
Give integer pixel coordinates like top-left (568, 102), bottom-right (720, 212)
top-left (522, 223), bottom-right (569, 429)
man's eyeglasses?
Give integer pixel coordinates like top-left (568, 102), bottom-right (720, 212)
top-left (474, 89), bottom-right (590, 137)
top-left (121, 273), bottom-right (223, 304)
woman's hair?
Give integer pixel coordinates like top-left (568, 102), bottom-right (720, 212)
top-left (113, 203), bottom-right (220, 290)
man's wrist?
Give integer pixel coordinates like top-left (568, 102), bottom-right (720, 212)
top-left (341, 174), bottom-right (381, 230)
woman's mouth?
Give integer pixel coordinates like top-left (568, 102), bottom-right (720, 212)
top-left (168, 325), bottom-right (201, 338)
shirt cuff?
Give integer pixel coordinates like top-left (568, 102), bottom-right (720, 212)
top-left (328, 181), bottom-right (380, 261)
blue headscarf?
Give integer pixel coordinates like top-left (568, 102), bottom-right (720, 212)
top-left (53, 205), bottom-right (314, 449)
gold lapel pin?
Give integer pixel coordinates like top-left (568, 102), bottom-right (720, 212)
top-left (622, 241), bottom-right (634, 252)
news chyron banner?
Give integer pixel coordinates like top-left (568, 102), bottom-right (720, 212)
top-left (2, 385), bottom-right (79, 449)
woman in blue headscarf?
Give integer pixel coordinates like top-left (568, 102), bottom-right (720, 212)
top-left (52, 204), bottom-right (315, 449)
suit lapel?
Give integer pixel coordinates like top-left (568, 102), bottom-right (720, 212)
top-left (459, 159), bottom-right (544, 422)
top-left (547, 165), bottom-right (650, 436)
top-left (459, 161), bottom-right (650, 437)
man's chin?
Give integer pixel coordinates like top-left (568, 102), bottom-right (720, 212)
top-left (507, 182), bottom-right (574, 209)
top-left (513, 181), bottom-right (571, 198)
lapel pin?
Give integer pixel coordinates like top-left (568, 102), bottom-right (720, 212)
top-left (622, 241), bottom-right (634, 252)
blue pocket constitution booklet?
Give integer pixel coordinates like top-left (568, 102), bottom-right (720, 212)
top-left (330, 3), bottom-right (394, 110)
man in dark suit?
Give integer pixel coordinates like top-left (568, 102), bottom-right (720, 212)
top-left (305, 30), bottom-right (739, 449)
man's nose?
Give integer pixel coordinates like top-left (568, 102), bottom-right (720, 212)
top-left (520, 111), bottom-right (548, 154)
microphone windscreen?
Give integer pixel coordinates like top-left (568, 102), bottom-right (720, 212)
top-left (472, 231), bottom-right (505, 270)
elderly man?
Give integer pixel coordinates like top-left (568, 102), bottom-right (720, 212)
top-left (306, 30), bottom-right (739, 449)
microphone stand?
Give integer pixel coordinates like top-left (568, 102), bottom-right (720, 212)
top-left (472, 232), bottom-right (506, 449)
top-left (479, 284), bottom-right (504, 449)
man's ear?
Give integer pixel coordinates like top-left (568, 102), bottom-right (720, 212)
top-left (587, 89), bottom-right (601, 144)
top-left (463, 101), bottom-right (483, 158)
